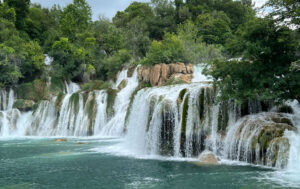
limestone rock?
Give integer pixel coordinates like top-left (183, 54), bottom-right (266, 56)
top-left (138, 63), bottom-right (194, 86)
top-left (118, 79), bottom-right (128, 90)
top-left (54, 138), bottom-right (67, 142)
top-left (196, 151), bottom-right (219, 165)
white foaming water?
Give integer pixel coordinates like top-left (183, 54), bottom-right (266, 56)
top-left (44, 54), bottom-right (53, 66)
top-left (192, 64), bottom-right (212, 83)
top-left (265, 100), bottom-right (300, 187)
top-left (93, 90), bottom-right (108, 135)
top-left (98, 68), bottom-right (139, 136)
top-left (65, 81), bottom-right (80, 94)
top-left (0, 88), bottom-right (14, 111)
top-left (123, 83), bottom-right (225, 158)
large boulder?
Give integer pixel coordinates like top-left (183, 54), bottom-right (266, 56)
top-left (195, 151), bottom-right (219, 165)
top-left (138, 63), bottom-right (194, 86)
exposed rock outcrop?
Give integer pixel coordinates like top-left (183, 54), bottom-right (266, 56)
top-left (138, 63), bottom-right (194, 86)
top-left (196, 151), bottom-right (219, 165)
top-left (227, 112), bottom-right (295, 168)
top-left (54, 138), bottom-right (67, 142)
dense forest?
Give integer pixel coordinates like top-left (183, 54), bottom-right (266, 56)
top-left (0, 0), bottom-right (299, 103)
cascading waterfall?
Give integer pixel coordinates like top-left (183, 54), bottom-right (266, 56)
top-left (286, 101), bottom-right (300, 171)
top-left (124, 83), bottom-right (228, 158)
top-left (192, 64), bottom-right (212, 83)
top-left (98, 68), bottom-right (139, 136)
top-left (0, 88), bottom-right (14, 111)
top-left (0, 66), bottom-right (299, 171)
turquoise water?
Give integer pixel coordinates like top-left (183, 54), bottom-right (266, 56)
top-left (0, 138), bottom-right (294, 189)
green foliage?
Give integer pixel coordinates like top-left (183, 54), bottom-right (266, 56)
top-left (81, 80), bottom-right (112, 92)
top-left (195, 11), bottom-right (232, 45)
top-left (142, 33), bottom-right (187, 65)
top-left (177, 20), bottom-right (224, 64)
top-left (5, 0), bottom-right (30, 30)
top-left (113, 2), bottom-right (153, 59)
top-left (102, 49), bottom-right (131, 79)
top-left (60, 0), bottom-right (92, 39)
top-left (21, 41), bottom-right (44, 80)
top-left (207, 18), bottom-right (300, 102)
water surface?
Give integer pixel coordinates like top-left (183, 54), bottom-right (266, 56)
top-left (0, 138), bottom-right (295, 189)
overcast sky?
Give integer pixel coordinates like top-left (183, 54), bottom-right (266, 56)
top-left (31, 0), bottom-right (268, 20)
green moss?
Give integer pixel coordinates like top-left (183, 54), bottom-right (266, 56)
top-left (13, 99), bottom-right (35, 111)
top-left (146, 97), bottom-right (156, 132)
top-left (180, 94), bottom-right (189, 156)
top-left (118, 79), bottom-right (127, 90)
top-left (55, 92), bottom-right (65, 111)
top-left (217, 101), bottom-right (229, 131)
top-left (165, 76), bottom-right (186, 86)
top-left (85, 93), bottom-right (97, 136)
top-left (70, 93), bottom-right (80, 114)
top-left (81, 80), bottom-right (112, 92)
top-left (50, 77), bottom-right (65, 95)
top-left (199, 88), bottom-right (205, 121)
top-left (127, 66), bottom-right (136, 77)
top-left (178, 89), bottom-right (187, 101)
top-left (124, 88), bottom-right (140, 132)
top-left (106, 88), bottom-right (118, 117)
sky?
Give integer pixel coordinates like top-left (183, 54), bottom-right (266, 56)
top-left (31, 0), bottom-right (268, 20)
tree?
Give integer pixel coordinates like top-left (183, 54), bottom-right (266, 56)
top-left (149, 0), bottom-right (177, 40)
top-left (60, 0), bottom-right (92, 39)
top-left (177, 20), bottom-right (223, 64)
top-left (207, 18), bottom-right (300, 102)
top-left (195, 11), bottom-right (232, 45)
top-left (142, 33), bottom-right (187, 65)
top-left (4, 0), bottom-right (30, 30)
top-left (113, 2), bottom-right (153, 59)
top-left (93, 18), bottom-right (124, 56)
top-left (20, 41), bottom-right (44, 80)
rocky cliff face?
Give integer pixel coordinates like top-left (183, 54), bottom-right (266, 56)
top-left (138, 63), bottom-right (194, 86)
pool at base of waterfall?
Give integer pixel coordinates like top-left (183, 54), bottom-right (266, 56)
top-left (0, 138), bottom-right (299, 189)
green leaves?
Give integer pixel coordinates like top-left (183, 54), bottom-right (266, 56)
top-left (207, 18), bottom-right (300, 102)
top-left (143, 33), bottom-right (186, 65)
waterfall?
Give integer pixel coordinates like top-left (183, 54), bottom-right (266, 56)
top-left (192, 64), bottom-right (212, 83)
top-left (124, 83), bottom-right (228, 157)
top-left (98, 68), bottom-right (139, 136)
top-left (0, 88), bottom-right (14, 111)
top-left (0, 66), bottom-right (298, 170)
top-left (65, 81), bottom-right (80, 94)
top-left (286, 101), bottom-right (300, 172)
top-left (93, 90), bottom-right (108, 135)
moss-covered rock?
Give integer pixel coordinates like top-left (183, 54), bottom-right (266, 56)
top-left (81, 80), bottom-right (112, 92)
top-left (118, 79), bottom-right (128, 90)
top-left (13, 99), bottom-right (35, 111)
top-left (106, 88), bottom-right (118, 117)
top-left (180, 94), bottom-right (189, 156)
top-left (55, 92), bottom-right (65, 111)
top-left (235, 112), bottom-right (295, 166)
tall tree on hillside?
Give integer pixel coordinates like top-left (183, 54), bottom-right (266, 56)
top-left (60, 0), bottom-right (92, 39)
top-left (4, 0), bottom-right (30, 30)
